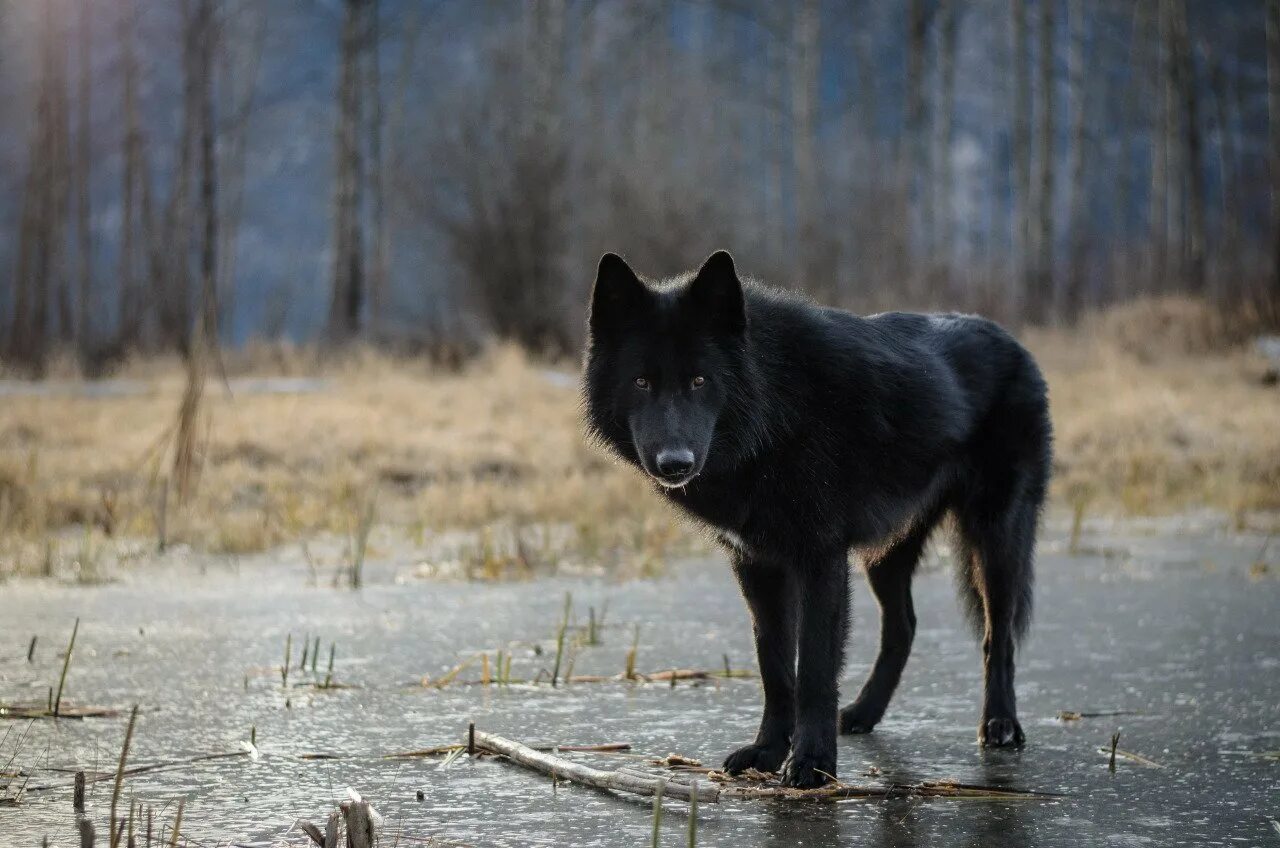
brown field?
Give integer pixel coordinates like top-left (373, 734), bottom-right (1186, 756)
top-left (1, 297), bottom-right (1278, 580)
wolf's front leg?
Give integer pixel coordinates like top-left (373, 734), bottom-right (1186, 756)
top-left (781, 554), bottom-right (849, 787)
top-left (723, 555), bottom-right (796, 776)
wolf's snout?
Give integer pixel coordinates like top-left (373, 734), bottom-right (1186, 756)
top-left (655, 449), bottom-right (696, 480)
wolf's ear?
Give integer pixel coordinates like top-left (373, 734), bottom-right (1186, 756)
top-left (688, 250), bottom-right (746, 334)
top-left (589, 253), bottom-right (647, 335)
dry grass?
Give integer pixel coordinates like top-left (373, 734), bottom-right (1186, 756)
top-left (1, 298), bottom-right (1278, 578)
top-left (0, 344), bottom-right (685, 578)
top-left (1031, 297), bottom-right (1280, 518)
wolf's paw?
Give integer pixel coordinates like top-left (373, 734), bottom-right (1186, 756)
top-left (722, 742), bottom-right (788, 775)
top-left (779, 743), bottom-right (837, 789)
top-left (838, 702), bottom-right (881, 735)
top-left (979, 716), bottom-right (1025, 748)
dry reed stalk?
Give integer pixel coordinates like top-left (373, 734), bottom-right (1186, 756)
top-left (550, 592), bottom-right (571, 687)
top-left (557, 743), bottom-right (631, 753)
top-left (108, 706), bottom-right (139, 848)
top-left (54, 618), bottom-right (79, 717)
top-left (281, 633), bottom-right (291, 689)
top-left (650, 778), bottom-right (665, 847)
top-left (167, 798), bottom-right (183, 848)
top-left (624, 625), bottom-right (639, 680)
top-left (686, 780), bottom-right (698, 847)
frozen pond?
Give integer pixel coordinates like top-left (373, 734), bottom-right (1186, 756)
top-left (1, 519), bottom-right (1277, 846)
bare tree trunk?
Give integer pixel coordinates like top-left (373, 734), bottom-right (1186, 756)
top-left (137, 121), bottom-right (158, 347)
top-left (849, 8), bottom-right (883, 296)
top-left (1064, 0), bottom-right (1089, 320)
top-left (904, 0), bottom-right (928, 293)
top-left (174, 0), bottom-right (217, 497)
top-left (388, 2), bottom-right (422, 193)
top-left (11, 197), bottom-right (31, 362)
top-left (75, 0), bottom-right (92, 355)
top-left (158, 0), bottom-right (199, 355)
top-left (1116, 1), bottom-right (1148, 305)
top-left (0, 5), bottom-right (9, 340)
top-left (1009, 0), bottom-right (1032, 322)
top-left (216, 5), bottom-right (266, 341)
top-left (934, 0), bottom-right (958, 298)
top-left (764, 29), bottom-right (785, 269)
top-left (1269, 0), bottom-right (1280, 307)
top-left (119, 0), bottom-right (141, 349)
top-left (1171, 0), bottom-right (1205, 294)
top-left (1161, 0), bottom-right (1182, 288)
top-left (328, 0), bottom-right (366, 340)
top-left (385, 1), bottom-right (423, 325)
top-left (521, 0), bottom-right (568, 350)
top-left (36, 2), bottom-right (57, 362)
top-left (11, 118), bottom-right (44, 368)
top-left (10, 0), bottom-right (72, 370)
top-left (1028, 0), bottom-right (1055, 325)
top-left (367, 0), bottom-right (388, 332)
top-left (1206, 45), bottom-right (1238, 300)
top-left (790, 0), bottom-right (819, 290)
top-left (1149, 0), bottom-right (1168, 291)
top-left (49, 0), bottom-right (73, 347)
top-left (195, 0), bottom-right (218, 347)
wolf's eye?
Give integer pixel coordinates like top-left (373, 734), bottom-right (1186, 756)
top-left (634, 377), bottom-right (651, 390)
top-left (691, 376), bottom-right (706, 389)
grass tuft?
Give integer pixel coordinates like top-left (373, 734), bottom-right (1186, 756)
top-left (551, 592), bottom-right (572, 688)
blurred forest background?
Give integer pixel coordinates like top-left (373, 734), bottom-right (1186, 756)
top-left (2, 0), bottom-right (1280, 372)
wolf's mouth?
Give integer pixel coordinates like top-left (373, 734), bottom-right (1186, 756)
top-left (653, 470), bottom-right (699, 489)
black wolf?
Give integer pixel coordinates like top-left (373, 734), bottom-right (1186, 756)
top-left (582, 251), bottom-right (1051, 788)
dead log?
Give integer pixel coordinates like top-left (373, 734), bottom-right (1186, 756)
top-left (340, 800), bottom-right (374, 848)
top-left (297, 820), bottom-right (325, 847)
top-left (471, 729), bottom-right (718, 804)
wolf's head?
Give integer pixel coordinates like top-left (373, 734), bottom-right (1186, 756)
top-left (583, 250), bottom-right (749, 488)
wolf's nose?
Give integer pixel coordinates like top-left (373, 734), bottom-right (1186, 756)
top-left (656, 449), bottom-right (695, 479)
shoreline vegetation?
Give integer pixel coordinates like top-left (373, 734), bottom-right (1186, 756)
top-left (2, 297), bottom-right (1278, 580)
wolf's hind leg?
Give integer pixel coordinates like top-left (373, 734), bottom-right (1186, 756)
top-left (955, 492), bottom-right (1039, 748)
top-left (723, 555), bottom-right (796, 776)
top-left (840, 520), bottom-right (933, 734)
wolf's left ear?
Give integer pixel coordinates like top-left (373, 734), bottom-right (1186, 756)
top-left (689, 250), bottom-right (746, 334)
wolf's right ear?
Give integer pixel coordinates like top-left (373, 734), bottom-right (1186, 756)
top-left (589, 253), bottom-right (647, 335)
top-left (689, 250), bottom-right (746, 335)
